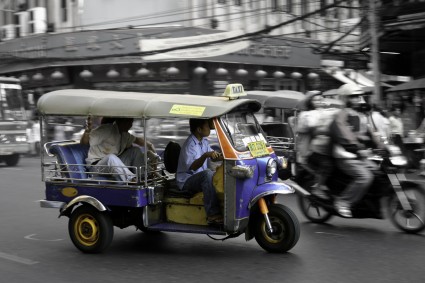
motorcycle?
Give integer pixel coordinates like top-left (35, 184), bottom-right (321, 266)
top-left (294, 145), bottom-right (425, 233)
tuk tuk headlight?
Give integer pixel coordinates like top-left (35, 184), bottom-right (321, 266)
top-left (390, 156), bottom-right (407, 166)
top-left (266, 158), bottom-right (277, 177)
top-left (277, 156), bottom-right (288, 169)
top-left (386, 144), bottom-right (402, 156)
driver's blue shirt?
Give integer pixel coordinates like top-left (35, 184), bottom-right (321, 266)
top-left (176, 134), bottom-right (212, 190)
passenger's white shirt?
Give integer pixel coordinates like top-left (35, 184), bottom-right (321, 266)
top-left (388, 116), bottom-right (404, 136)
top-left (370, 111), bottom-right (390, 139)
top-left (86, 123), bottom-right (135, 164)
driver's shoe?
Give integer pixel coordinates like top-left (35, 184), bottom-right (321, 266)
top-left (207, 214), bottom-right (224, 226)
top-left (334, 201), bottom-right (352, 218)
top-left (311, 184), bottom-right (330, 200)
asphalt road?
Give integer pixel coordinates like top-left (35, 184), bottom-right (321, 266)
top-left (0, 156), bottom-right (424, 283)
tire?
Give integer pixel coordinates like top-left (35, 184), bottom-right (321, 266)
top-left (68, 205), bottom-right (114, 253)
top-left (4, 154), bottom-right (19, 166)
top-left (252, 204), bottom-right (300, 253)
top-left (298, 195), bottom-right (333, 223)
top-left (388, 185), bottom-right (425, 234)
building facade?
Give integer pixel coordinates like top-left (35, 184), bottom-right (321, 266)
top-left (0, 0), bottom-right (365, 103)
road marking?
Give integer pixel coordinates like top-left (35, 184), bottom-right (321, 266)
top-left (24, 234), bottom-right (63, 242)
top-left (315, 231), bottom-right (344, 237)
top-left (0, 251), bottom-right (38, 265)
top-left (0, 167), bottom-right (23, 171)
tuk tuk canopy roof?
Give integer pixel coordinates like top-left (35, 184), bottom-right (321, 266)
top-left (37, 89), bottom-right (261, 118)
top-left (246, 90), bottom-right (306, 109)
top-left (246, 90), bottom-right (343, 111)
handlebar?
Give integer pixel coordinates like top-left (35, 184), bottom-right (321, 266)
top-left (372, 148), bottom-right (388, 156)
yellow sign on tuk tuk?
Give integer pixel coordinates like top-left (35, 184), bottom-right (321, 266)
top-left (247, 140), bottom-right (269, 157)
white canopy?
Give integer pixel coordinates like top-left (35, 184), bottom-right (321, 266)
top-left (37, 89), bottom-right (261, 118)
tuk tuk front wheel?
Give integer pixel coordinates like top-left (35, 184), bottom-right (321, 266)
top-left (252, 204), bottom-right (300, 253)
top-left (68, 205), bottom-right (114, 253)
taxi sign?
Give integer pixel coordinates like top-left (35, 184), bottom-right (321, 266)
top-left (222, 84), bottom-right (247, 100)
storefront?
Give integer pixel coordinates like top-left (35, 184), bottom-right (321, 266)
top-left (0, 26), bottom-right (322, 101)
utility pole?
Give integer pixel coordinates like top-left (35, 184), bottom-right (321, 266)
top-left (369, 0), bottom-right (382, 104)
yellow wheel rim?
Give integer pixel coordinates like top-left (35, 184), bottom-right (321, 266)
top-left (261, 216), bottom-right (285, 244)
top-left (74, 213), bottom-right (99, 247)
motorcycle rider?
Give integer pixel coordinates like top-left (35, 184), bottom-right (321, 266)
top-left (329, 83), bottom-right (379, 218)
top-left (296, 91), bottom-right (339, 198)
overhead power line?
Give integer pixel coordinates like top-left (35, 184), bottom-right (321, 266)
top-left (3, 0), bottom-right (355, 62)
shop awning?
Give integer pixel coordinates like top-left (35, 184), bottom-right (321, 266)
top-left (387, 77), bottom-right (425, 92)
top-left (324, 68), bottom-right (393, 90)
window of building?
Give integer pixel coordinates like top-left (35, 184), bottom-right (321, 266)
top-left (218, 0), bottom-right (226, 4)
top-left (320, 0), bottom-right (327, 17)
top-left (199, 0), bottom-right (207, 18)
top-left (29, 10), bottom-right (34, 33)
top-left (271, 0), bottom-right (284, 12)
top-left (2, 11), bottom-right (6, 25)
top-left (301, 0), bottom-right (308, 29)
top-left (61, 0), bottom-right (67, 22)
top-left (347, 0), bottom-right (355, 18)
top-left (14, 14), bottom-right (21, 37)
top-left (235, 0), bottom-right (242, 5)
top-left (286, 0), bottom-right (292, 13)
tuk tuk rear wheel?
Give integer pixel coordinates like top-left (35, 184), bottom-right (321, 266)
top-left (68, 205), bottom-right (114, 253)
top-left (252, 204), bottom-right (300, 253)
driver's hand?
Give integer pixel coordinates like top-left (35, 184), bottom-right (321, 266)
top-left (357, 149), bottom-right (371, 159)
top-left (209, 151), bottom-right (222, 160)
top-left (85, 116), bottom-right (92, 131)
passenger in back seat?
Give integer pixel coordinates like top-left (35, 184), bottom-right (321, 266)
top-left (85, 118), bottom-right (156, 182)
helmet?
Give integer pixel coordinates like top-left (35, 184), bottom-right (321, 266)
top-left (337, 83), bottom-right (365, 96)
top-left (337, 84), bottom-right (366, 109)
top-left (305, 90), bottom-right (321, 96)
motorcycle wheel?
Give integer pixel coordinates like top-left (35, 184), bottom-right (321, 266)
top-left (388, 185), bottom-right (425, 234)
top-left (298, 195), bottom-right (333, 223)
top-left (69, 205), bottom-right (114, 253)
top-left (252, 204), bottom-right (300, 253)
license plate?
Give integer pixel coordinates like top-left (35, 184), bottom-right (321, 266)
top-left (247, 140), bottom-right (269, 157)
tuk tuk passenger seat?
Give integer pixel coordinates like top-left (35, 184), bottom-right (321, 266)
top-left (48, 142), bottom-right (90, 181)
top-left (162, 141), bottom-right (196, 198)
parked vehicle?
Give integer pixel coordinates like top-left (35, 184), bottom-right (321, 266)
top-left (245, 90), bottom-right (344, 180)
top-left (296, 145), bottom-right (425, 233)
top-left (0, 77), bottom-right (30, 166)
top-left (37, 84), bottom-right (300, 253)
top-left (245, 90), bottom-right (305, 180)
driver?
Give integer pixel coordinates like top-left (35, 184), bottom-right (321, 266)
top-left (329, 84), bottom-right (378, 217)
top-left (176, 118), bottom-right (224, 226)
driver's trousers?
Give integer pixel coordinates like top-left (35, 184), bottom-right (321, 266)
top-left (335, 158), bottom-right (374, 205)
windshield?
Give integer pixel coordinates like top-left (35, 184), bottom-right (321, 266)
top-left (0, 87), bottom-right (26, 121)
top-left (220, 111), bottom-right (268, 152)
